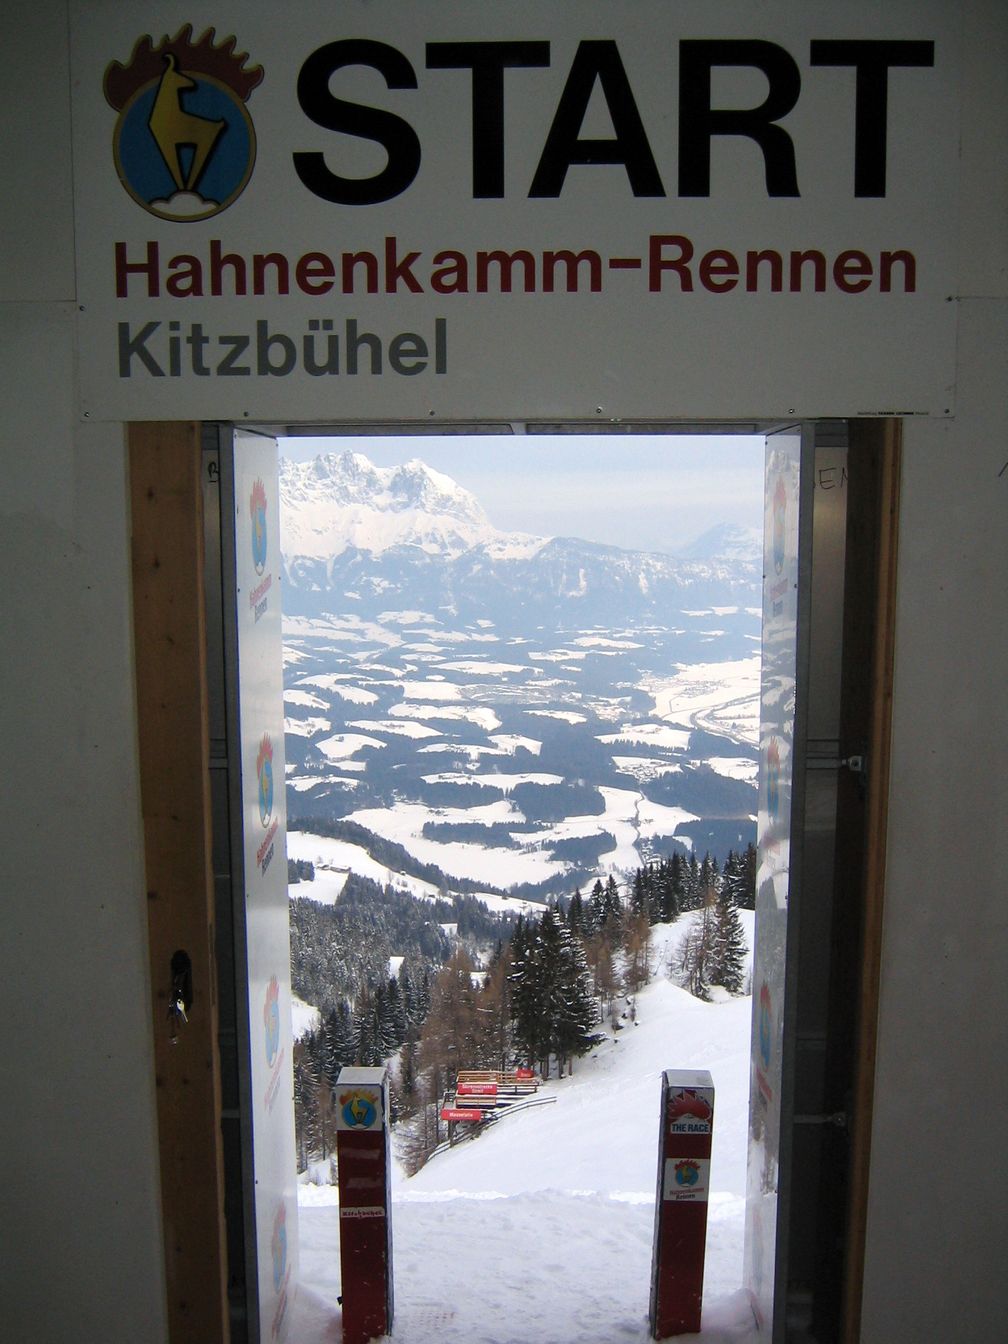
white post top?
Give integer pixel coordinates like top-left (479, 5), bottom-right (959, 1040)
top-left (664, 1069), bottom-right (714, 1090)
top-left (337, 1066), bottom-right (388, 1086)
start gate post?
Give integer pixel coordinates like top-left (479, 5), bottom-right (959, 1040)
top-left (334, 1066), bottom-right (393, 1344)
top-left (649, 1069), bottom-right (715, 1338)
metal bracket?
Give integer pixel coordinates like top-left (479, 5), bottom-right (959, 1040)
top-left (806, 751), bottom-right (867, 787)
top-left (793, 1111), bottom-right (848, 1130)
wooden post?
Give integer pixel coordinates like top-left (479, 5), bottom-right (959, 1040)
top-left (129, 422), bottom-right (230, 1344)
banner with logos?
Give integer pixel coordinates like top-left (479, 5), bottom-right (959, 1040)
top-left (231, 428), bottom-right (299, 1340)
top-left (743, 427), bottom-right (806, 1339)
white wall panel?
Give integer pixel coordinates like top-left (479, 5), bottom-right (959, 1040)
top-left (863, 297), bottom-right (1008, 1339)
top-left (0, 309), bottom-right (169, 1340)
top-left (0, 2), bottom-right (76, 301)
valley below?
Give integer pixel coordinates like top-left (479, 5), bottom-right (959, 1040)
top-left (284, 606), bottom-right (761, 903)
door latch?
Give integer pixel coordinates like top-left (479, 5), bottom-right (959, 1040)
top-left (168, 949), bottom-right (193, 1044)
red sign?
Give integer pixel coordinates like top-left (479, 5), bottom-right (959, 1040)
top-left (457, 1081), bottom-right (497, 1096)
top-left (441, 1107), bottom-right (483, 1122)
top-left (336, 1068), bottom-right (393, 1344)
top-left (650, 1072), bottom-right (714, 1339)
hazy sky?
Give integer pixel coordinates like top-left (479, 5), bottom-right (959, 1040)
top-left (278, 433), bottom-right (764, 554)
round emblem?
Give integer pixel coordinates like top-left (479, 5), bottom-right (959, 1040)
top-left (105, 27), bottom-right (262, 222)
top-left (341, 1093), bottom-right (378, 1128)
top-left (674, 1160), bottom-right (700, 1187)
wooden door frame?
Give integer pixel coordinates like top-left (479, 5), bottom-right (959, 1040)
top-left (839, 419), bottom-right (901, 1343)
top-left (129, 421), bottom-right (230, 1344)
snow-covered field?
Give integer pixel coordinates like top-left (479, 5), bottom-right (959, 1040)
top-left (645, 658), bottom-right (760, 745)
top-left (290, 917), bottom-right (758, 1344)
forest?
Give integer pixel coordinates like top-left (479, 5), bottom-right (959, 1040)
top-left (292, 844), bottom-right (755, 1174)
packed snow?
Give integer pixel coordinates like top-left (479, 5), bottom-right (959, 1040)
top-left (291, 915), bottom-right (758, 1344)
top-left (290, 993), bottom-right (321, 1041)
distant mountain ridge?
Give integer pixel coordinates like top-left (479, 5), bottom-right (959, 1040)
top-left (280, 451), bottom-right (541, 561)
top-left (279, 451), bottom-right (760, 627)
top-left (676, 522), bottom-right (764, 564)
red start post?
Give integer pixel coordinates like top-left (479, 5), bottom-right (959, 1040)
top-left (649, 1069), bottom-right (715, 1338)
top-left (335, 1066), bottom-right (394, 1344)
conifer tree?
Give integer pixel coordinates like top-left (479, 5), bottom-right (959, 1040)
top-left (567, 888), bottom-right (585, 936)
top-left (509, 915), bottom-right (546, 1071)
top-left (741, 842), bottom-right (758, 910)
top-left (323, 999), bottom-right (356, 1084)
top-left (548, 915), bottom-right (598, 1075)
top-left (709, 888), bottom-right (748, 994)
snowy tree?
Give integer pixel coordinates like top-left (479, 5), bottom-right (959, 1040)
top-left (678, 922), bottom-right (712, 1001)
top-left (623, 911), bottom-right (653, 993)
top-left (541, 909), bottom-right (597, 1076)
top-left (475, 942), bottom-right (514, 1072)
top-left (322, 998), bottom-right (357, 1084)
top-left (708, 889), bottom-right (748, 994)
top-left (419, 948), bottom-right (480, 1084)
top-left (508, 917), bottom-right (546, 1070)
top-left (293, 1041), bottom-right (322, 1170)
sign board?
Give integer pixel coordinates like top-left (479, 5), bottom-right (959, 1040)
top-left (335, 1067), bottom-right (394, 1344)
top-left (70, 0), bottom-right (960, 422)
top-left (743, 428), bottom-right (807, 1340)
top-left (229, 428), bottom-right (299, 1341)
top-left (650, 1070), bottom-right (715, 1338)
top-left (441, 1107), bottom-right (484, 1123)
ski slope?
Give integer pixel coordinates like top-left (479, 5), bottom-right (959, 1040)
top-left (292, 917), bottom-right (759, 1343)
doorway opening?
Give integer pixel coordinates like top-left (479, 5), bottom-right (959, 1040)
top-left (280, 430), bottom-right (763, 1334)
top-left (130, 418), bottom-right (896, 1344)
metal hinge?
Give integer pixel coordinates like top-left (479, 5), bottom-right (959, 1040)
top-left (806, 752), bottom-right (867, 786)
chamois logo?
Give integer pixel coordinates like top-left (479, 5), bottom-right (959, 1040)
top-left (339, 1089), bottom-right (379, 1129)
top-left (104, 25), bottom-right (262, 221)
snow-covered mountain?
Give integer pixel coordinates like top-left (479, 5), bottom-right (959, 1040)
top-left (279, 452), bottom-right (541, 561)
top-left (279, 452), bottom-right (760, 627)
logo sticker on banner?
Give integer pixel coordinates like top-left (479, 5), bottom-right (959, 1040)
top-left (257, 732), bottom-right (274, 826)
top-left (270, 1199), bottom-right (292, 1337)
top-left (338, 1087), bottom-right (383, 1131)
top-left (104, 26), bottom-right (261, 221)
top-left (667, 1089), bottom-right (714, 1134)
top-left (250, 478), bottom-right (268, 574)
top-left (256, 732), bottom-right (279, 875)
top-left (662, 1156), bottom-right (711, 1202)
top-left (264, 975), bottom-right (280, 1068)
top-left (759, 982), bottom-right (773, 1071)
top-left (772, 476), bottom-right (788, 577)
